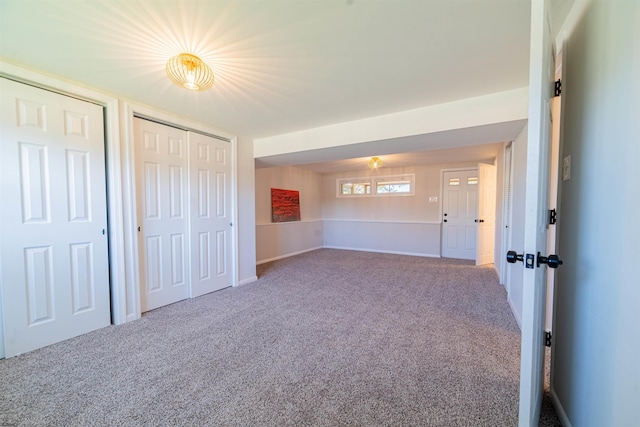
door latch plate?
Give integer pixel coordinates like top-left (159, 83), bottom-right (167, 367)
top-left (525, 253), bottom-right (535, 269)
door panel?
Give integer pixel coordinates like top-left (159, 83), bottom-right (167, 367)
top-left (0, 78), bottom-right (110, 358)
top-left (189, 132), bottom-right (232, 298)
top-left (477, 163), bottom-right (497, 265)
top-left (518, 0), bottom-right (554, 424)
top-left (134, 118), bottom-right (189, 312)
top-left (442, 170), bottom-right (478, 260)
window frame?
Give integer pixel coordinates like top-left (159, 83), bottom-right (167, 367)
top-left (336, 174), bottom-right (415, 198)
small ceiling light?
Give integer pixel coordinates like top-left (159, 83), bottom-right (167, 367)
top-left (368, 156), bottom-right (383, 169)
top-left (166, 53), bottom-right (214, 91)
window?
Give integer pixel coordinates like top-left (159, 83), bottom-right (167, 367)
top-left (467, 177), bottom-right (478, 185)
top-left (376, 179), bottom-right (411, 194)
top-left (337, 174), bottom-right (415, 197)
top-left (340, 181), bottom-right (371, 195)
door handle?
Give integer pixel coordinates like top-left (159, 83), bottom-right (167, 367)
top-left (474, 219), bottom-right (485, 223)
top-left (506, 250), bottom-right (524, 264)
top-left (537, 252), bottom-right (563, 268)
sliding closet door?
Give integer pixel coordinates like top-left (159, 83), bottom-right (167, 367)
top-left (0, 78), bottom-right (110, 357)
top-left (189, 132), bottom-right (233, 297)
top-left (134, 118), bottom-right (189, 312)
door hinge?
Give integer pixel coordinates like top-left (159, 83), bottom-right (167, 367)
top-left (545, 331), bottom-right (552, 347)
top-left (554, 79), bottom-right (562, 97)
top-left (549, 209), bottom-right (557, 225)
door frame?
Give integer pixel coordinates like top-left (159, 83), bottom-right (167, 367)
top-left (0, 61), bottom-right (128, 351)
top-left (500, 142), bottom-right (514, 287)
top-left (120, 102), bottom-right (239, 321)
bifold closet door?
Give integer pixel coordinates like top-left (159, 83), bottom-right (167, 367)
top-left (134, 118), bottom-right (189, 312)
top-left (189, 132), bottom-right (233, 297)
top-left (0, 78), bottom-right (110, 357)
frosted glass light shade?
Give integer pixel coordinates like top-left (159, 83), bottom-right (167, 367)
top-left (166, 53), bottom-right (214, 91)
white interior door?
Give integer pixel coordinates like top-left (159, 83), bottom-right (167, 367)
top-left (476, 163), bottom-right (496, 265)
top-left (134, 118), bottom-right (189, 312)
top-left (189, 132), bottom-right (233, 297)
top-left (0, 78), bottom-right (110, 358)
top-left (442, 169), bottom-right (478, 260)
top-left (545, 56), bottom-right (563, 332)
top-left (518, 0), bottom-right (554, 424)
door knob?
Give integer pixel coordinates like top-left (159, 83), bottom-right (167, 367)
top-left (537, 252), bottom-right (563, 268)
top-left (506, 250), bottom-right (524, 264)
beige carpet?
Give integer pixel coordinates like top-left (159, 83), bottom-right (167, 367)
top-left (0, 249), bottom-right (560, 426)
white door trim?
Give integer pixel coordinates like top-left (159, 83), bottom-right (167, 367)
top-left (120, 101), bottom-right (239, 321)
top-left (0, 61), bottom-right (128, 332)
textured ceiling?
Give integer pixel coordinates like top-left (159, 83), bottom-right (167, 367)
top-left (0, 0), bottom-right (532, 140)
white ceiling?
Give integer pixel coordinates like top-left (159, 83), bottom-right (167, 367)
top-left (0, 0), bottom-right (531, 141)
top-left (2, 0), bottom-right (560, 174)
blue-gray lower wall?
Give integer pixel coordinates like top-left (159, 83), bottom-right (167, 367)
top-left (256, 220), bottom-right (324, 264)
top-left (323, 220), bottom-right (441, 257)
top-left (256, 219), bottom-right (441, 264)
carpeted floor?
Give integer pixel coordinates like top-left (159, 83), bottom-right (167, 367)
top-left (0, 249), bottom-right (560, 426)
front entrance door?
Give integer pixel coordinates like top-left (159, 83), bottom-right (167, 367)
top-left (0, 78), bottom-right (110, 358)
top-left (441, 169), bottom-right (478, 260)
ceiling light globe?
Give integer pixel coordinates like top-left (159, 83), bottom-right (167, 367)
top-left (166, 53), bottom-right (214, 91)
top-left (368, 156), bottom-right (383, 169)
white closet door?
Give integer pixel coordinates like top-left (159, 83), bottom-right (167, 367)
top-left (134, 118), bottom-right (189, 312)
top-left (0, 78), bottom-right (110, 358)
top-left (189, 132), bottom-right (233, 297)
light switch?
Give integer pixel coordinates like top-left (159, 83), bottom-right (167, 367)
top-left (563, 155), bottom-right (571, 181)
top-left (429, 196), bottom-right (438, 203)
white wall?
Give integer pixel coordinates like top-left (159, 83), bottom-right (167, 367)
top-left (322, 163), bottom-right (480, 222)
top-left (504, 124), bottom-right (528, 328)
top-left (552, 1), bottom-right (640, 425)
top-left (322, 163), bottom-right (477, 257)
top-left (237, 136), bottom-right (257, 284)
top-left (255, 166), bottom-right (323, 263)
top-left (255, 161), bottom-right (504, 261)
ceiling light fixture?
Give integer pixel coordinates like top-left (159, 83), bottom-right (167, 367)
top-left (166, 53), bottom-right (214, 91)
top-left (368, 156), bottom-right (383, 169)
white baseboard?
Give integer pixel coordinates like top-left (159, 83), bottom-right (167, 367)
top-left (493, 264), bottom-right (502, 282)
top-left (323, 245), bottom-right (440, 258)
top-left (126, 313), bottom-right (140, 323)
top-left (256, 246), bottom-right (324, 265)
top-left (551, 387), bottom-right (572, 427)
top-left (508, 294), bottom-right (522, 330)
top-left (237, 276), bottom-right (258, 286)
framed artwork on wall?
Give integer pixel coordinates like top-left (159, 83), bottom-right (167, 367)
top-left (271, 188), bottom-right (301, 222)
